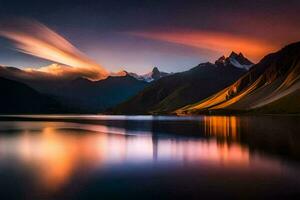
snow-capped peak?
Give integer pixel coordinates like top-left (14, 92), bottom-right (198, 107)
top-left (215, 52), bottom-right (254, 70)
top-left (127, 67), bottom-right (169, 82)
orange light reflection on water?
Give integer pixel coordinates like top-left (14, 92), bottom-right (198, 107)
top-left (204, 116), bottom-right (239, 140)
top-left (0, 120), bottom-right (250, 192)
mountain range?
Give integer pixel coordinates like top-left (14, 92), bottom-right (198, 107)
top-left (2, 41), bottom-right (300, 115)
top-left (0, 65), bottom-right (155, 113)
top-left (112, 52), bottom-right (251, 114)
top-left (177, 41), bottom-right (300, 115)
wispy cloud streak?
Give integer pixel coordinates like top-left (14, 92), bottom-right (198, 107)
top-left (0, 19), bottom-right (108, 80)
top-left (129, 30), bottom-right (278, 62)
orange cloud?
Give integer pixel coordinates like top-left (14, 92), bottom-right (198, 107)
top-left (23, 63), bottom-right (108, 80)
top-left (130, 30), bottom-right (278, 62)
top-left (0, 19), bottom-right (109, 80)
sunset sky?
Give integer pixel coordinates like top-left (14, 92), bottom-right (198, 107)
top-left (0, 0), bottom-right (300, 74)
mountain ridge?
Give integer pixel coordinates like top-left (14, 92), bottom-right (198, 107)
top-left (0, 66), bottom-right (149, 112)
top-left (177, 41), bottom-right (300, 115)
top-left (111, 54), bottom-right (250, 114)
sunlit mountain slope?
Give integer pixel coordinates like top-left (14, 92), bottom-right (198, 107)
top-left (112, 53), bottom-right (250, 114)
top-left (177, 42), bottom-right (300, 114)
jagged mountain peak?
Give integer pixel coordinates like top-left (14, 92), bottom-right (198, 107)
top-left (228, 51), bottom-right (247, 59)
top-left (229, 52), bottom-right (253, 65)
top-left (229, 51), bottom-right (239, 58)
top-left (151, 67), bottom-right (168, 80)
top-left (126, 67), bottom-right (169, 82)
top-left (215, 52), bottom-right (254, 70)
top-left (152, 67), bottom-right (159, 73)
top-left (238, 52), bottom-right (245, 57)
top-left (215, 56), bottom-right (226, 65)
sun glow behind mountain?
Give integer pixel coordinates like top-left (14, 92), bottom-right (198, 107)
top-left (0, 19), bottom-right (109, 80)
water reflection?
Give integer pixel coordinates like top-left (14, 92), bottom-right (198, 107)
top-left (0, 120), bottom-right (251, 191)
top-left (0, 116), bottom-right (300, 199)
top-left (203, 116), bottom-right (239, 139)
top-left (0, 122), bottom-right (152, 191)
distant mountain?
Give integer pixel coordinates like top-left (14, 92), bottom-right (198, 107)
top-left (57, 75), bottom-right (149, 112)
top-left (177, 41), bottom-right (300, 114)
top-left (0, 77), bottom-right (64, 114)
top-left (0, 66), bottom-right (149, 113)
top-left (112, 55), bottom-right (249, 114)
top-left (127, 67), bottom-right (170, 82)
top-left (215, 52), bottom-right (253, 70)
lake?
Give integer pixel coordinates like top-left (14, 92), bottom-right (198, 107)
top-left (0, 115), bottom-right (300, 199)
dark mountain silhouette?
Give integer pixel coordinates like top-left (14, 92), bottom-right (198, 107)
top-left (178, 41), bottom-right (300, 114)
top-left (151, 67), bottom-right (169, 81)
top-left (55, 75), bottom-right (149, 112)
top-left (0, 66), bottom-right (149, 112)
top-left (112, 56), bottom-right (249, 114)
top-left (0, 77), bottom-right (64, 114)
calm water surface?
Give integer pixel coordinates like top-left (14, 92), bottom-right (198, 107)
top-left (0, 115), bottom-right (300, 199)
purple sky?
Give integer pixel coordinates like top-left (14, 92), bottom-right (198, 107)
top-left (0, 0), bottom-right (300, 74)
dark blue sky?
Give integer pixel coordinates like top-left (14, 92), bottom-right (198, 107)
top-left (0, 0), bottom-right (300, 73)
